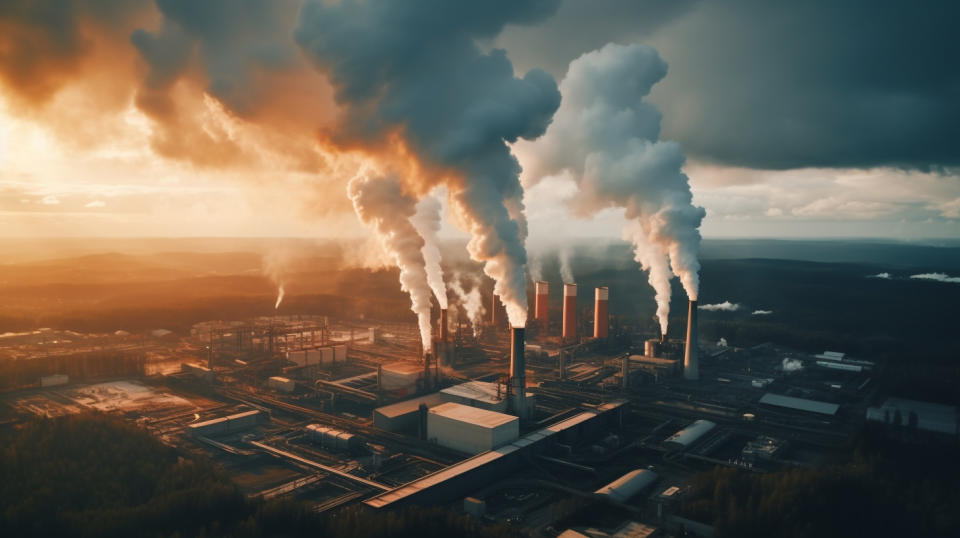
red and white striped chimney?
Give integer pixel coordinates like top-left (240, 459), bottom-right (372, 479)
top-left (594, 286), bottom-right (609, 338)
top-left (562, 283), bottom-right (577, 342)
top-left (534, 281), bottom-right (549, 327)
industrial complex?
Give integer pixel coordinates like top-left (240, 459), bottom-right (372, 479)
top-left (0, 280), bottom-right (951, 537)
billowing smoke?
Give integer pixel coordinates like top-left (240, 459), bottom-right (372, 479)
top-left (295, 1), bottom-right (562, 328)
top-left (527, 250), bottom-right (544, 283)
top-left (782, 358), bottom-right (804, 373)
top-left (717, 337), bottom-right (728, 348)
top-left (449, 272), bottom-right (486, 336)
top-left (274, 285), bottom-right (285, 310)
top-left (752, 309), bottom-right (773, 316)
top-left (262, 249), bottom-right (293, 311)
top-left (559, 246), bottom-right (575, 284)
top-left (516, 43), bottom-right (705, 335)
top-left (347, 174), bottom-right (433, 351)
top-left (626, 221), bottom-right (671, 333)
top-left (910, 272), bottom-right (960, 284)
top-left (410, 194), bottom-right (448, 309)
top-left (869, 272), bottom-right (892, 279)
top-left (699, 301), bottom-right (741, 312)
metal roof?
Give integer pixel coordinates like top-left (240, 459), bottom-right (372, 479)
top-left (373, 393), bottom-right (446, 419)
top-left (428, 402), bottom-right (517, 428)
top-left (759, 393), bottom-right (839, 415)
top-left (365, 407), bottom-right (612, 509)
top-left (440, 381), bottom-right (504, 405)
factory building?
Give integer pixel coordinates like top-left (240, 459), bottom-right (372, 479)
top-left (663, 419), bottom-right (715, 451)
top-left (439, 381), bottom-right (509, 412)
top-left (373, 393), bottom-right (447, 432)
top-left (866, 397), bottom-right (959, 436)
top-left (759, 393), bottom-right (839, 416)
top-left (427, 402), bottom-right (519, 455)
top-left (594, 469), bottom-right (659, 503)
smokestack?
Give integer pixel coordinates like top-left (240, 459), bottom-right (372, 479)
top-left (644, 338), bottom-right (660, 358)
top-left (439, 308), bottom-right (449, 342)
top-left (491, 294), bottom-right (501, 327)
top-left (562, 284), bottom-right (577, 342)
top-left (534, 281), bottom-right (549, 327)
top-left (510, 327), bottom-right (528, 419)
top-left (684, 300), bottom-right (699, 380)
top-left (594, 287), bottom-right (609, 339)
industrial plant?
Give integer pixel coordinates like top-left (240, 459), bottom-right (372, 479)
top-left (0, 273), bottom-right (914, 537)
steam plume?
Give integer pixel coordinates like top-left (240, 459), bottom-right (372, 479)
top-left (559, 246), bottom-right (575, 284)
top-left (449, 272), bottom-right (486, 336)
top-left (275, 285), bottom-right (285, 310)
top-left (347, 174), bottom-right (433, 351)
top-left (410, 194), bottom-right (448, 309)
top-left (699, 301), bottom-right (741, 312)
top-left (295, 1), bottom-right (561, 328)
top-left (516, 43), bottom-right (705, 335)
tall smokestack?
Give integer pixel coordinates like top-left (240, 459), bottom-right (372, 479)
top-left (594, 287), bottom-right (609, 339)
top-left (534, 281), bottom-right (549, 327)
top-left (491, 294), bottom-right (501, 327)
top-left (562, 284), bottom-right (577, 343)
top-left (510, 327), bottom-right (528, 419)
top-left (684, 300), bottom-right (699, 380)
top-left (439, 308), bottom-right (449, 342)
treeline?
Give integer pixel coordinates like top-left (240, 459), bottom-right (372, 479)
top-left (0, 414), bottom-right (518, 538)
top-left (678, 429), bottom-right (960, 537)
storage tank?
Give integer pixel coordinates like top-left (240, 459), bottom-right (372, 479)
top-left (595, 469), bottom-right (659, 503)
top-left (644, 339), bottom-right (660, 358)
top-left (304, 424), bottom-right (360, 452)
top-left (663, 419), bottom-right (716, 450)
top-left (334, 344), bottom-right (348, 363)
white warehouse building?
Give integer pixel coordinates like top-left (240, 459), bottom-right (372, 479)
top-left (427, 402), bottom-right (519, 455)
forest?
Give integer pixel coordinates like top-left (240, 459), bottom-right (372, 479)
top-left (678, 427), bottom-right (960, 537)
top-left (0, 413), bottom-right (518, 538)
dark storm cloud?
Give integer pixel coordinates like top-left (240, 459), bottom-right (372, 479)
top-left (499, 0), bottom-right (960, 171)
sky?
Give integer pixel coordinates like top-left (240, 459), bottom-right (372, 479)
top-left (1, 0), bottom-right (958, 240)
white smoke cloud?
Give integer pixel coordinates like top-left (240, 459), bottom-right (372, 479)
top-left (752, 309), bottom-right (773, 316)
top-left (263, 248), bottom-right (294, 311)
top-left (699, 301), bottom-right (741, 312)
top-left (869, 272), bottom-right (892, 279)
top-left (782, 358), bottom-right (804, 373)
top-left (347, 174), bottom-right (433, 352)
top-left (528, 253), bottom-right (544, 283)
top-left (449, 272), bottom-right (486, 336)
top-left (410, 194), bottom-right (448, 309)
top-left (717, 337), bottom-right (728, 348)
top-left (559, 245), bottom-right (575, 284)
top-left (910, 272), bottom-right (960, 283)
top-left (626, 221), bottom-right (671, 334)
top-left (515, 43), bottom-right (704, 335)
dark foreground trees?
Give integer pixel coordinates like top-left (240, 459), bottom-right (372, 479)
top-left (679, 429), bottom-right (960, 537)
top-left (0, 413), bottom-right (517, 538)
